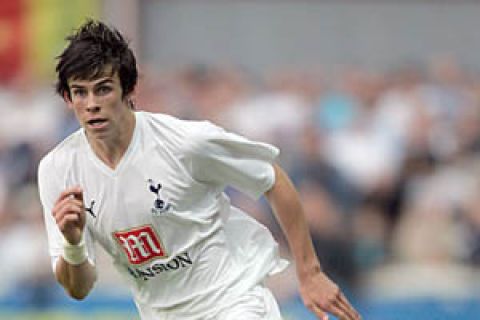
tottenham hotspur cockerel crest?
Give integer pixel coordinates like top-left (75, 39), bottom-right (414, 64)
top-left (148, 179), bottom-right (172, 216)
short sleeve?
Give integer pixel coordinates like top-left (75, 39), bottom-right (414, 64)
top-left (37, 155), bottom-right (96, 271)
top-left (188, 122), bottom-right (279, 199)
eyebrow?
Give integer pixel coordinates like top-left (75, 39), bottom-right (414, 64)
top-left (70, 78), bottom-right (114, 89)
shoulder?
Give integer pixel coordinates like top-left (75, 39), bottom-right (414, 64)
top-left (38, 130), bottom-right (84, 177)
top-left (139, 111), bottom-right (215, 134)
top-left (138, 111), bottom-right (221, 151)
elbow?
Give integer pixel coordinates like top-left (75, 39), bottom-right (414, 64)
top-left (55, 259), bottom-right (97, 301)
top-left (61, 275), bottom-right (96, 301)
top-left (66, 285), bottom-right (93, 301)
top-left (69, 291), bottom-right (88, 301)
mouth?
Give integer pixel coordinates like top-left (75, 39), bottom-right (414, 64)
top-left (86, 118), bottom-right (108, 130)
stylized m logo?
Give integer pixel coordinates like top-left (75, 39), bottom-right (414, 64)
top-left (113, 225), bottom-right (167, 264)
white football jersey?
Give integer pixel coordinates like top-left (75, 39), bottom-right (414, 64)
top-left (38, 111), bottom-right (288, 319)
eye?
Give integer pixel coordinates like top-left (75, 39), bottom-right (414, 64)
top-left (72, 88), bottom-right (87, 98)
top-left (96, 85), bottom-right (112, 95)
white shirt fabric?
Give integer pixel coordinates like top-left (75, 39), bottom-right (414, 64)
top-left (38, 111), bottom-right (288, 319)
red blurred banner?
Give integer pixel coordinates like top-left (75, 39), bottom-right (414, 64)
top-left (0, 0), bottom-right (26, 84)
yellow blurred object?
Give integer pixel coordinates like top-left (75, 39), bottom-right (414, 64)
top-left (25, 0), bottom-right (99, 80)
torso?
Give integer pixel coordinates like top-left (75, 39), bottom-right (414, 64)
top-left (39, 111), bottom-right (283, 317)
top-left (60, 112), bottom-right (238, 306)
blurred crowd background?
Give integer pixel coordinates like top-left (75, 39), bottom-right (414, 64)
top-left (1, 1), bottom-right (480, 319)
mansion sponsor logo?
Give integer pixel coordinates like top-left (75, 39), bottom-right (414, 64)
top-left (127, 252), bottom-right (193, 281)
top-left (113, 225), bottom-right (193, 281)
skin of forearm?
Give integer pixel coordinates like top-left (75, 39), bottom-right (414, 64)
top-left (265, 164), bottom-right (321, 279)
top-left (55, 257), bottom-right (97, 300)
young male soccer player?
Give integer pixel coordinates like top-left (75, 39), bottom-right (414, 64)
top-left (38, 20), bottom-right (361, 320)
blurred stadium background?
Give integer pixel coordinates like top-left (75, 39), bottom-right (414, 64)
top-left (1, 0), bottom-right (480, 319)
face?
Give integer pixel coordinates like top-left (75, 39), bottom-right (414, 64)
top-left (66, 72), bottom-right (133, 141)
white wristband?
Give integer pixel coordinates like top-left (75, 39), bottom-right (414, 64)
top-left (63, 236), bottom-right (88, 265)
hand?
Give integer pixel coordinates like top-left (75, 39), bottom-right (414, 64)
top-left (299, 267), bottom-right (361, 320)
top-left (52, 186), bottom-right (86, 245)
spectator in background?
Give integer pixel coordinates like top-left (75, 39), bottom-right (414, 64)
top-left (0, 184), bottom-right (53, 308)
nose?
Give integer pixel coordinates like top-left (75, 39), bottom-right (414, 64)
top-left (86, 92), bottom-right (101, 112)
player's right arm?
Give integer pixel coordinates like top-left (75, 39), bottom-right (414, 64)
top-left (52, 187), bottom-right (97, 300)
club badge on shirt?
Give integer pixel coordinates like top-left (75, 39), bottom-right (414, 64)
top-left (148, 179), bottom-right (172, 216)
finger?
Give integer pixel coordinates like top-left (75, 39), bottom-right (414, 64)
top-left (333, 299), bottom-right (354, 320)
top-left (53, 196), bottom-right (84, 212)
top-left (310, 304), bottom-right (329, 320)
top-left (54, 203), bottom-right (84, 224)
top-left (321, 301), bottom-right (345, 320)
top-left (57, 213), bottom-right (83, 231)
top-left (55, 208), bottom-right (82, 227)
top-left (53, 188), bottom-right (84, 215)
top-left (56, 186), bottom-right (84, 203)
top-left (337, 293), bottom-right (361, 320)
top-left (311, 289), bottom-right (345, 320)
top-left (73, 188), bottom-right (84, 202)
top-left (53, 198), bottom-right (84, 219)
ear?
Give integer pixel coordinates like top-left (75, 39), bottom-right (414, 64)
top-left (125, 90), bottom-right (137, 109)
top-left (63, 91), bottom-right (74, 110)
top-left (127, 85), bottom-right (137, 100)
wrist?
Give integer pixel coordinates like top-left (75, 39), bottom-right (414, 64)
top-left (63, 236), bottom-right (87, 265)
top-left (297, 259), bottom-right (322, 280)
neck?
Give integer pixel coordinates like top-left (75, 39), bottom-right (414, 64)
top-left (87, 111), bottom-right (136, 170)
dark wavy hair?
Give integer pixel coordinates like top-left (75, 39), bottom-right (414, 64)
top-left (55, 19), bottom-right (138, 101)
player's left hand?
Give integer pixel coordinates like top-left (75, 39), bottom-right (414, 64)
top-left (298, 267), bottom-right (361, 320)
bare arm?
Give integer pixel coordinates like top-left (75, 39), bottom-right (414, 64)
top-left (52, 187), bottom-right (97, 300)
top-left (265, 164), bottom-right (360, 320)
top-left (55, 257), bottom-right (96, 300)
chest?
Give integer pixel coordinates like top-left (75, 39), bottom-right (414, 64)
top-left (76, 147), bottom-right (220, 264)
